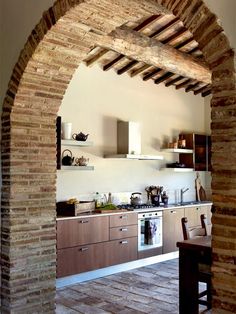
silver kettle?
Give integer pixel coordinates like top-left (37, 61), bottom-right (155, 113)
top-left (130, 192), bottom-right (142, 206)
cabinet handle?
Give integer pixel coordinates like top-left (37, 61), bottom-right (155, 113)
top-left (196, 207), bottom-right (199, 210)
top-left (120, 215), bottom-right (128, 219)
top-left (79, 220), bottom-right (89, 224)
top-left (120, 228), bottom-right (128, 232)
top-left (170, 210), bottom-right (176, 214)
top-left (120, 240), bottom-right (128, 244)
top-left (79, 247), bottom-right (88, 251)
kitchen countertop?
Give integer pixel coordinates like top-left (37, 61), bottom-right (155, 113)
top-left (56, 201), bottom-right (212, 220)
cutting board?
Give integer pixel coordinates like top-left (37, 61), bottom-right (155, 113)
top-left (94, 208), bottom-right (128, 213)
top-left (199, 186), bottom-right (207, 201)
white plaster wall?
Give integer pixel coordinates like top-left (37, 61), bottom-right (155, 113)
top-left (57, 64), bottom-right (209, 203)
top-left (0, 0), bottom-right (54, 108)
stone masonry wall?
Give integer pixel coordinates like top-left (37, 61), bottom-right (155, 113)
top-left (1, 0), bottom-right (235, 312)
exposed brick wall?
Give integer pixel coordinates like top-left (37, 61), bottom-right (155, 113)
top-left (1, 0), bottom-right (235, 312)
top-left (161, 0), bottom-right (236, 312)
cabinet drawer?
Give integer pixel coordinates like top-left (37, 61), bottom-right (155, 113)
top-left (57, 216), bottom-right (109, 249)
top-left (109, 212), bottom-right (137, 227)
top-left (110, 225), bottom-right (138, 240)
top-left (108, 237), bottom-right (138, 265)
top-left (57, 241), bottom-right (110, 278)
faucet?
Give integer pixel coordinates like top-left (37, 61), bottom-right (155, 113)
top-left (180, 188), bottom-right (189, 204)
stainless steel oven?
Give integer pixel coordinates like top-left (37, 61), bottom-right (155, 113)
top-left (138, 211), bottom-right (163, 252)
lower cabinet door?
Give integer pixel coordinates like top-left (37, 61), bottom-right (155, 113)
top-left (108, 237), bottom-right (138, 266)
top-left (184, 205), bottom-right (212, 228)
top-left (57, 242), bottom-right (110, 278)
top-left (57, 237), bottom-right (138, 278)
top-left (163, 208), bottom-right (185, 254)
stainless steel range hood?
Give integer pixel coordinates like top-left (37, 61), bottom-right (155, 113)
top-left (105, 121), bottom-right (163, 160)
top-left (105, 154), bottom-right (163, 160)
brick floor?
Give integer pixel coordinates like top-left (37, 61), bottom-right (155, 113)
top-left (56, 259), bottom-right (211, 313)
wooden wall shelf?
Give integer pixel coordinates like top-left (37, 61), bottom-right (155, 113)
top-left (61, 139), bottom-right (93, 147)
top-left (60, 166), bottom-right (94, 171)
top-left (161, 148), bottom-right (193, 154)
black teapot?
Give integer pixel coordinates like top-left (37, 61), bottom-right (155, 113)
top-left (62, 149), bottom-right (74, 166)
top-left (72, 132), bottom-right (89, 141)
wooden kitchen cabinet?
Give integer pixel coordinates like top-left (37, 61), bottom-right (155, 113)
top-left (57, 212), bottom-right (138, 278)
top-left (184, 205), bottom-right (212, 234)
top-left (57, 216), bottom-right (109, 249)
top-left (163, 207), bottom-right (185, 254)
top-left (179, 133), bottom-right (211, 171)
top-left (109, 212), bottom-right (138, 264)
top-left (57, 242), bottom-right (111, 277)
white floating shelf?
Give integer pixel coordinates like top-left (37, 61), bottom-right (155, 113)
top-left (161, 148), bottom-right (193, 154)
top-left (59, 166), bottom-right (94, 171)
top-left (61, 139), bottom-right (93, 146)
top-left (162, 167), bottom-right (194, 172)
top-left (104, 154), bottom-right (163, 160)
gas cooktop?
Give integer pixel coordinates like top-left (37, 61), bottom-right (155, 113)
top-left (117, 203), bottom-right (160, 210)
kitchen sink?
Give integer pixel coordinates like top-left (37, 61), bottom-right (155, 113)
top-left (179, 201), bottom-right (201, 205)
top-left (169, 201), bottom-right (211, 207)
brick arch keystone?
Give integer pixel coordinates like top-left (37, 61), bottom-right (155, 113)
top-left (1, 0), bottom-right (235, 312)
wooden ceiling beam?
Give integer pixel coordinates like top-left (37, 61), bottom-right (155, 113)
top-left (116, 18), bottom-right (183, 76)
top-left (103, 54), bottom-right (124, 71)
top-left (194, 84), bottom-right (211, 95)
top-left (202, 89), bottom-right (212, 97)
top-left (149, 17), bottom-right (179, 39)
top-left (140, 28), bottom-right (189, 81)
top-left (175, 37), bottom-right (194, 50)
top-left (175, 79), bottom-right (194, 90)
top-left (165, 75), bottom-right (184, 87)
top-left (185, 82), bottom-right (201, 92)
top-left (143, 68), bottom-right (162, 81)
top-left (86, 14), bottom-right (160, 68)
top-left (86, 48), bottom-right (109, 67)
top-left (161, 28), bottom-right (187, 45)
top-left (102, 14), bottom-right (162, 71)
top-left (117, 60), bottom-right (137, 75)
top-left (95, 26), bottom-right (211, 84)
top-left (130, 64), bottom-right (150, 77)
top-left (154, 72), bottom-right (175, 84)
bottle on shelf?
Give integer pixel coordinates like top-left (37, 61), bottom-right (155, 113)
top-left (107, 192), bottom-right (112, 204)
top-left (178, 134), bottom-right (186, 149)
top-left (94, 192), bottom-right (104, 208)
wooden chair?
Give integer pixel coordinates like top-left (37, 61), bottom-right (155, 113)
top-left (181, 214), bottom-right (212, 309)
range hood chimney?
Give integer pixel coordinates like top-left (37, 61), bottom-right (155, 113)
top-left (117, 121), bottom-right (141, 155)
top-left (105, 121), bottom-right (163, 160)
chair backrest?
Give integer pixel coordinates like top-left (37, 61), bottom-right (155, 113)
top-left (182, 214), bottom-right (207, 240)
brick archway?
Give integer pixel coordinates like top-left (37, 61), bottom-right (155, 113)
top-left (1, 0), bottom-right (235, 312)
